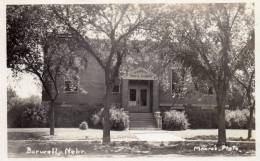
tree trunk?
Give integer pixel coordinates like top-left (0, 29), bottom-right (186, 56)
top-left (247, 101), bottom-right (254, 140)
top-left (49, 100), bottom-right (55, 135)
top-left (102, 83), bottom-right (112, 144)
top-left (216, 89), bottom-right (227, 146)
top-left (217, 105), bottom-right (226, 146)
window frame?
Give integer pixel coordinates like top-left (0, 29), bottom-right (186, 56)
top-left (112, 84), bottom-right (120, 94)
top-left (64, 79), bottom-right (79, 93)
top-left (171, 68), bottom-right (176, 95)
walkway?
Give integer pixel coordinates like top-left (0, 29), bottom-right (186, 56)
top-left (130, 130), bottom-right (184, 141)
top-left (8, 128), bottom-right (254, 142)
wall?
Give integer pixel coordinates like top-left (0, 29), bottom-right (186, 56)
top-left (55, 50), bottom-right (121, 106)
top-left (158, 67), bottom-right (174, 106)
top-left (54, 103), bottom-right (101, 127)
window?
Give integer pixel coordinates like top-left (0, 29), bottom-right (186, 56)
top-left (112, 84), bottom-right (120, 93)
top-left (64, 80), bottom-right (78, 92)
top-left (140, 89), bottom-right (147, 106)
top-left (129, 89), bottom-right (136, 101)
top-left (171, 69), bottom-right (179, 94)
top-left (208, 87), bottom-right (214, 95)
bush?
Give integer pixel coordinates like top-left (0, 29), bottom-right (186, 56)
top-left (90, 106), bottom-right (129, 130)
top-left (8, 104), bottom-right (27, 128)
top-left (110, 107), bottom-right (129, 130)
top-left (91, 114), bottom-right (101, 126)
top-left (79, 121), bottom-right (88, 130)
top-left (163, 110), bottom-right (189, 130)
top-left (225, 109), bottom-right (254, 129)
top-left (185, 105), bottom-right (218, 129)
top-left (55, 103), bottom-right (101, 128)
top-left (7, 95), bottom-right (47, 128)
top-left (90, 107), bottom-right (104, 128)
top-left (21, 104), bottom-right (49, 127)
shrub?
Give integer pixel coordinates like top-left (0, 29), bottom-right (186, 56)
top-left (90, 106), bottom-right (129, 130)
top-left (79, 121), bottom-right (88, 130)
top-left (185, 105), bottom-right (218, 129)
top-left (7, 95), bottom-right (47, 128)
top-left (163, 110), bottom-right (189, 130)
top-left (110, 107), bottom-right (129, 130)
top-left (91, 113), bottom-right (101, 126)
top-left (54, 103), bottom-right (101, 128)
top-left (21, 104), bottom-right (49, 127)
top-left (90, 108), bottom-right (103, 128)
top-left (225, 109), bottom-right (254, 129)
top-left (8, 104), bottom-right (27, 128)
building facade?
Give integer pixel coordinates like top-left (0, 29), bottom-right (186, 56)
top-left (43, 42), bottom-right (217, 128)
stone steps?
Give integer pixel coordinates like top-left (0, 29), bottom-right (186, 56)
top-left (129, 113), bottom-right (157, 129)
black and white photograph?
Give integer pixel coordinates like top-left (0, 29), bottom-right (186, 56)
top-left (0, 0), bottom-right (258, 160)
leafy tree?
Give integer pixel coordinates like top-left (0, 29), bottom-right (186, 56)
top-left (151, 4), bottom-right (254, 145)
top-left (7, 86), bottom-right (19, 111)
top-left (233, 31), bottom-right (254, 139)
top-left (7, 5), bottom-right (87, 135)
top-left (51, 4), bottom-right (148, 144)
top-left (7, 86), bottom-right (17, 100)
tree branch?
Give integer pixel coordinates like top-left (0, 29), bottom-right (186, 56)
top-left (117, 14), bottom-right (145, 42)
top-left (51, 6), bottom-right (106, 70)
top-left (113, 5), bottom-right (129, 31)
top-left (230, 5), bottom-right (242, 30)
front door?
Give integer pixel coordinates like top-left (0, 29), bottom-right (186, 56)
top-left (128, 85), bottom-right (150, 112)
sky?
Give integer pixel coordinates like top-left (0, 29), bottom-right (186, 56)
top-left (7, 69), bottom-right (41, 98)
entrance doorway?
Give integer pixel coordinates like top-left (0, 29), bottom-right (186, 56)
top-left (128, 80), bottom-right (151, 112)
top-left (121, 67), bottom-right (159, 113)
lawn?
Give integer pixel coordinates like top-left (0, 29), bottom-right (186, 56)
top-left (8, 128), bottom-right (255, 141)
top-left (173, 129), bottom-right (255, 141)
top-left (8, 140), bottom-right (255, 157)
top-left (8, 128), bottom-right (138, 141)
top-left (8, 128), bottom-right (255, 157)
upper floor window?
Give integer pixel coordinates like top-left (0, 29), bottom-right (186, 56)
top-left (64, 80), bottom-right (78, 92)
top-left (112, 84), bottom-right (120, 93)
top-left (171, 69), bottom-right (181, 94)
top-left (208, 86), bottom-right (214, 95)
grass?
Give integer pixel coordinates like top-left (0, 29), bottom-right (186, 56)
top-left (8, 140), bottom-right (255, 157)
top-left (8, 132), bottom-right (48, 140)
top-left (8, 128), bottom-right (255, 141)
top-left (8, 128), bottom-right (138, 141)
top-left (173, 129), bottom-right (255, 141)
top-left (7, 128), bottom-right (256, 157)
top-left (185, 135), bottom-right (255, 141)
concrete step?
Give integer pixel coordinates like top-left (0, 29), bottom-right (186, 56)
top-left (130, 118), bottom-right (154, 121)
top-left (130, 115), bottom-right (154, 117)
top-left (131, 124), bottom-right (155, 126)
top-left (130, 125), bottom-right (156, 127)
top-left (130, 115), bottom-right (154, 118)
top-left (129, 113), bottom-right (154, 115)
top-left (130, 119), bottom-right (155, 121)
top-left (129, 127), bottom-right (160, 130)
top-left (129, 113), bottom-right (157, 129)
top-left (130, 120), bottom-right (155, 122)
top-left (131, 120), bottom-right (154, 122)
top-left (129, 113), bottom-right (154, 118)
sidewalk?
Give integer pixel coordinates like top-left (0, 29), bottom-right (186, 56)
top-left (130, 130), bottom-right (185, 142)
top-left (8, 128), bottom-right (255, 142)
